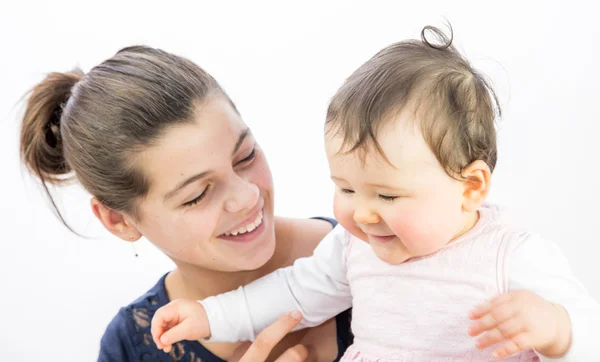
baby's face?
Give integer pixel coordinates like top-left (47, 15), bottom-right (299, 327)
top-left (326, 112), bottom-right (474, 265)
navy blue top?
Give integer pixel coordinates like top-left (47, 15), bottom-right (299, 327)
top-left (98, 217), bottom-right (353, 362)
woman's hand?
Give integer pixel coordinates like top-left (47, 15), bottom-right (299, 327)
top-left (229, 311), bottom-right (307, 362)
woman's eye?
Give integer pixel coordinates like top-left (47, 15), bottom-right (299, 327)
top-left (183, 185), bottom-right (210, 207)
top-left (235, 148), bottom-right (256, 166)
top-left (341, 188), bottom-right (354, 194)
top-left (379, 194), bottom-right (398, 202)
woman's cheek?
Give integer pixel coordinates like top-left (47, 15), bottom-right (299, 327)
top-left (250, 151), bottom-right (274, 191)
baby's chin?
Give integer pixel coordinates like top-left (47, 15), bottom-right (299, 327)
top-left (371, 244), bottom-right (412, 265)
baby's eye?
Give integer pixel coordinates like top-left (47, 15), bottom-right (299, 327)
top-left (341, 188), bottom-right (354, 194)
top-left (379, 194), bottom-right (398, 202)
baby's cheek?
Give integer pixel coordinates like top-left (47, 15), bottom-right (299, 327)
top-left (386, 211), bottom-right (423, 247)
top-left (333, 195), bottom-right (350, 224)
top-left (385, 207), bottom-right (444, 256)
top-left (333, 195), bottom-right (367, 242)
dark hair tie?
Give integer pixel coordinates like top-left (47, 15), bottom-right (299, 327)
top-left (45, 105), bottom-right (62, 148)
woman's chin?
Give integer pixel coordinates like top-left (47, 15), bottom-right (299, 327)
top-left (235, 239), bottom-right (277, 271)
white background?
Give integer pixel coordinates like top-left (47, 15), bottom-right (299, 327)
top-left (1, 1), bottom-right (599, 361)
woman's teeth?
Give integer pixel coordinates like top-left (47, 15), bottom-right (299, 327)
top-left (224, 212), bottom-right (263, 236)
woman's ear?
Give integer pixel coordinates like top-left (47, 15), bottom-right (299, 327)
top-left (91, 197), bottom-right (141, 241)
top-left (460, 160), bottom-right (491, 212)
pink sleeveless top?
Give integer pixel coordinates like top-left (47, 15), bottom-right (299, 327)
top-left (341, 205), bottom-right (539, 362)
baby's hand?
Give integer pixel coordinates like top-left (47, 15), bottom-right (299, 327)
top-left (468, 290), bottom-right (571, 359)
top-left (151, 299), bottom-right (210, 353)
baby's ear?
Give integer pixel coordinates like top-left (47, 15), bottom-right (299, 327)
top-left (460, 160), bottom-right (491, 212)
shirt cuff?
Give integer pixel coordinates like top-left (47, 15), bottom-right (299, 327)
top-left (198, 286), bottom-right (256, 343)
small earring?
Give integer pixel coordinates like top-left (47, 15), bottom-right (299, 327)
top-left (130, 239), bottom-right (138, 258)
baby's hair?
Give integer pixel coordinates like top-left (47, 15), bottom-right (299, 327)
top-left (326, 24), bottom-right (500, 177)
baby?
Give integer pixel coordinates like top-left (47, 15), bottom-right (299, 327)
top-left (151, 25), bottom-right (600, 361)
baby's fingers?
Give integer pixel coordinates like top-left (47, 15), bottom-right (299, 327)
top-left (151, 305), bottom-right (180, 348)
top-left (470, 293), bottom-right (513, 320)
top-left (469, 302), bottom-right (517, 337)
top-left (160, 318), bottom-right (198, 346)
top-left (491, 333), bottom-right (531, 360)
top-left (162, 343), bottom-right (174, 354)
top-left (473, 318), bottom-right (525, 350)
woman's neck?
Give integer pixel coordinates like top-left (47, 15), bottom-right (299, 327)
top-left (165, 216), bottom-right (295, 301)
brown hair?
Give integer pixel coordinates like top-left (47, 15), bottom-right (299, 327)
top-left (20, 46), bottom-right (228, 230)
top-left (326, 25), bottom-right (500, 177)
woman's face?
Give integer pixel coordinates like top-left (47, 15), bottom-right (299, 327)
top-left (131, 96), bottom-right (276, 272)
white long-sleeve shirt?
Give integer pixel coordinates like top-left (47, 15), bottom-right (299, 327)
top-left (201, 205), bottom-right (600, 361)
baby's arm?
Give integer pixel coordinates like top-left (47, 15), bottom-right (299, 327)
top-left (203, 224), bottom-right (352, 342)
top-left (151, 224), bottom-right (352, 347)
top-left (470, 235), bottom-right (600, 361)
